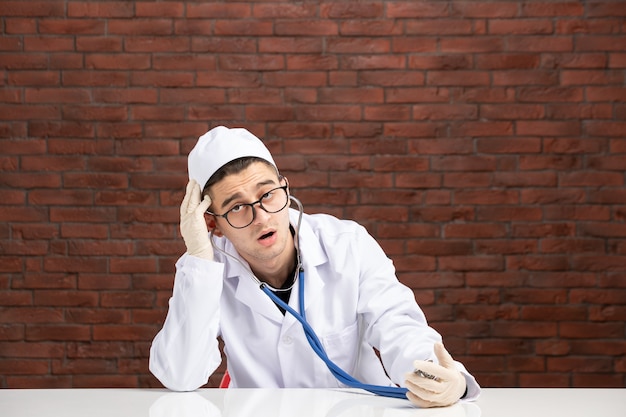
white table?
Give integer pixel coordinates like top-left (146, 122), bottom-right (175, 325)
top-left (1, 388), bottom-right (624, 417)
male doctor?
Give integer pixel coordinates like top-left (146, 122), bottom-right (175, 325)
top-left (149, 126), bottom-right (481, 408)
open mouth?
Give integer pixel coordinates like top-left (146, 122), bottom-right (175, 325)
top-left (259, 231), bottom-right (274, 240)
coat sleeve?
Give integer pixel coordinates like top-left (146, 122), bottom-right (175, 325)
top-left (149, 254), bottom-right (224, 391)
top-left (352, 225), bottom-right (481, 401)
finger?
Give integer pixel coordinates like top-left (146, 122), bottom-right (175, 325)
top-left (197, 194), bottom-right (212, 214)
top-left (412, 360), bottom-right (446, 378)
top-left (406, 390), bottom-right (440, 408)
top-left (187, 182), bottom-right (202, 213)
top-left (406, 378), bottom-right (449, 406)
top-left (405, 373), bottom-right (443, 395)
top-left (434, 342), bottom-right (455, 369)
top-left (180, 180), bottom-right (196, 216)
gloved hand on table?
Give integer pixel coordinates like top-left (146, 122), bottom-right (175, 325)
top-left (404, 342), bottom-right (467, 408)
top-left (180, 180), bottom-right (213, 260)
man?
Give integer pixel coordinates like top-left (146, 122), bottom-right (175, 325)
top-left (149, 126), bottom-right (481, 407)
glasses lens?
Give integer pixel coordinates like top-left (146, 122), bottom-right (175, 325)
top-left (226, 205), bottom-right (254, 228)
top-left (260, 187), bottom-right (288, 213)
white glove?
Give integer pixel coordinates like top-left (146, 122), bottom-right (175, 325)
top-left (180, 180), bottom-right (213, 260)
top-left (404, 342), bottom-right (467, 408)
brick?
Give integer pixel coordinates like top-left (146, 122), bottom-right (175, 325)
top-left (68, 1), bottom-right (133, 17)
top-left (493, 70), bottom-right (559, 86)
top-left (493, 322), bottom-right (558, 337)
top-left (556, 18), bottom-right (623, 35)
top-left (489, 19), bottom-right (554, 35)
top-left (520, 189), bottom-right (585, 205)
top-left (407, 240), bottom-right (473, 256)
top-left (440, 37), bottom-right (505, 53)
top-left (609, 53), bottom-right (626, 68)
top-left (4, 18), bottom-right (37, 34)
top-left (92, 325), bottom-right (157, 341)
top-left (577, 36), bottom-right (626, 52)
top-left (522, 2), bottom-right (584, 17)
top-left (187, 3), bottom-right (250, 18)
top-left (445, 223), bottom-right (507, 239)
top-left (0, 1), bottom-right (65, 17)
top-left (342, 55), bottom-right (406, 70)
top-left (453, 87), bottom-right (515, 103)
top-left (428, 71), bottom-right (490, 86)
top-left (259, 38), bottom-right (322, 54)
top-left (8, 71), bottom-right (60, 86)
top-left (542, 53), bottom-right (607, 69)
top-left (405, 19), bottom-right (473, 35)
top-left (560, 322), bottom-right (624, 339)
top-left (39, 19), bottom-right (105, 35)
top-left (412, 139), bottom-right (472, 157)
top-left (0, 359), bottom-right (50, 375)
top-left (371, 155), bottom-right (428, 172)
top-left (475, 54), bottom-right (540, 69)
top-left (26, 325), bottom-right (91, 341)
top-left (561, 70), bottom-right (624, 86)
top-left (275, 20), bottom-right (337, 36)
top-left (62, 70), bottom-right (128, 86)
top-left (411, 206), bottom-right (475, 223)
top-left (519, 373), bottom-right (570, 387)
top-left (339, 20), bottom-right (403, 36)
top-left (468, 339), bottom-right (533, 355)
top-left (124, 37), bottom-right (190, 53)
top-left (387, 2), bottom-right (449, 18)
top-left (136, 1), bottom-right (183, 17)
top-left (360, 72), bottom-right (426, 88)
top-left (215, 20), bottom-right (273, 36)
top-left (517, 121), bottom-right (581, 136)
top-left (391, 36), bottom-right (437, 53)
top-left (508, 36), bottom-right (573, 52)
top-left (455, 189), bottom-right (519, 205)
top-left (100, 292), bottom-right (154, 308)
top-left (253, 2), bottom-right (317, 17)
top-left (72, 375), bottom-right (139, 387)
top-left (519, 87), bottom-right (584, 102)
top-left (587, 87), bottom-right (626, 102)
top-left (86, 54), bottom-right (151, 70)
top-left (76, 36), bottom-right (122, 52)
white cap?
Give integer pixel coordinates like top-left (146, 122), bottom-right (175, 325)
top-left (188, 126), bottom-right (276, 189)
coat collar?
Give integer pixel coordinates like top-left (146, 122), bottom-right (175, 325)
top-left (217, 208), bottom-right (329, 326)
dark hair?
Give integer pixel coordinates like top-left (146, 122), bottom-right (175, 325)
top-left (202, 157), bottom-right (278, 198)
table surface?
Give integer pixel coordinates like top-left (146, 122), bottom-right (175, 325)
top-left (1, 388), bottom-right (624, 417)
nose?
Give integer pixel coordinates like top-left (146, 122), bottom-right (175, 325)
top-left (251, 201), bottom-right (272, 225)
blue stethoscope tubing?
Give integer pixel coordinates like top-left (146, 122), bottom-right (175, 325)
top-left (210, 194), bottom-right (409, 399)
top-left (260, 269), bottom-right (409, 399)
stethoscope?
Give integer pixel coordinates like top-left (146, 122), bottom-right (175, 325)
top-left (210, 195), bottom-right (409, 399)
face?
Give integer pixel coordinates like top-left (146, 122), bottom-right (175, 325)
top-left (206, 162), bottom-right (293, 271)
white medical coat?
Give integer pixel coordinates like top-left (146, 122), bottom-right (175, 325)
top-left (149, 209), bottom-right (480, 400)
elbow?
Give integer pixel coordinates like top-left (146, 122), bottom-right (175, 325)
top-left (149, 358), bottom-right (204, 392)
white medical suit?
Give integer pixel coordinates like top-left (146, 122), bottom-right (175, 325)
top-left (149, 209), bottom-right (481, 400)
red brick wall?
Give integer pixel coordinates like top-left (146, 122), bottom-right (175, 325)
top-left (1, 1), bottom-right (625, 389)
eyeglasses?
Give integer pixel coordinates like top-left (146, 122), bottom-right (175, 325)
top-left (206, 185), bottom-right (289, 229)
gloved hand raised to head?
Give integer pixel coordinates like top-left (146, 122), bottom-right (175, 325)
top-left (404, 342), bottom-right (467, 408)
top-left (180, 180), bottom-right (213, 260)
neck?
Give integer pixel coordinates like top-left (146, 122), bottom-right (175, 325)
top-left (251, 235), bottom-right (297, 289)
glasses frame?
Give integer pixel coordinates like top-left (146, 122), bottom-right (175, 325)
top-left (206, 184), bottom-right (290, 229)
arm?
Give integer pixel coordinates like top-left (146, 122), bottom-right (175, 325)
top-left (352, 225), bottom-right (480, 403)
top-left (149, 180), bottom-right (222, 391)
top-left (149, 255), bottom-right (224, 391)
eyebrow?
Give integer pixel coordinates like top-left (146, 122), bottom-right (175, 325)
top-left (220, 179), bottom-right (278, 210)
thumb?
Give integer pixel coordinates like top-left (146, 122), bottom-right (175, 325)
top-left (434, 342), bottom-right (455, 369)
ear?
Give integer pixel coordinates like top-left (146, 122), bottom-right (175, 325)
top-left (206, 215), bottom-right (224, 237)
